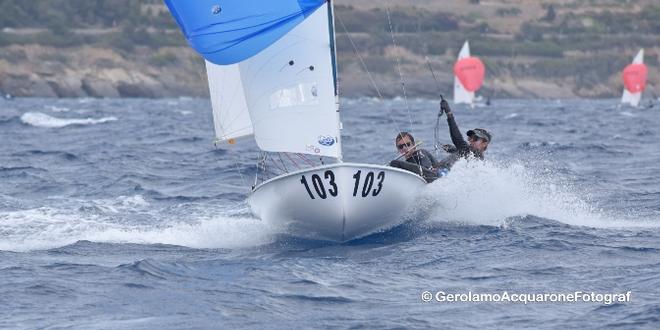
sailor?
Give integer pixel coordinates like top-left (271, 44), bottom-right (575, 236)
top-left (435, 99), bottom-right (492, 176)
top-left (389, 131), bottom-right (439, 182)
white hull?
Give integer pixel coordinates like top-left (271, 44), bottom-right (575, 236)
top-left (248, 163), bottom-right (427, 241)
top-left (621, 89), bottom-right (641, 107)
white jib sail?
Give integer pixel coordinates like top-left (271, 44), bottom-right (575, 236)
top-left (621, 49), bottom-right (644, 107)
top-left (206, 61), bottom-right (253, 144)
top-left (453, 40), bottom-right (475, 106)
top-left (232, 5), bottom-right (340, 158)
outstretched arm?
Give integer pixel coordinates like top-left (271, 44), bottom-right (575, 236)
top-left (441, 100), bottom-right (468, 151)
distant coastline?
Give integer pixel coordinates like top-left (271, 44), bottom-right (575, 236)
top-left (1, 44), bottom-right (656, 100)
top-left (0, 1), bottom-right (658, 99)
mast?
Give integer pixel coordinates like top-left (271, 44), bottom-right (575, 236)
top-left (327, 0), bottom-right (343, 162)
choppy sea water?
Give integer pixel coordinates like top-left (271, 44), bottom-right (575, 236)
top-left (1, 97), bottom-right (659, 329)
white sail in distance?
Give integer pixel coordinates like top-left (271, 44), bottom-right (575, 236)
top-left (453, 41), bottom-right (475, 107)
top-left (621, 49), bottom-right (644, 107)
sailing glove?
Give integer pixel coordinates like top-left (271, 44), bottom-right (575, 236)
top-left (440, 99), bottom-right (451, 114)
top-left (442, 144), bottom-right (457, 153)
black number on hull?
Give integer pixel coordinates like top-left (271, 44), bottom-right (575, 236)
top-left (300, 170), bottom-right (337, 199)
top-left (353, 170), bottom-right (386, 198)
top-left (361, 172), bottom-right (374, 197)
top-left (311, 174), bottom-right (327, 199)
top-left (325, 170), bottom-right (338, 197)
top-left (352, 171), bottom-right (361, 197)
top-left (373, 171), bottom-right (385, 196)
top-left (300, 176), bottom-right (315, 199)
top-left (301, 170), bottom-right (385, 200)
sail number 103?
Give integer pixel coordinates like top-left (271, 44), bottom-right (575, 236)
top-left (300, 170), bottom-right (385, 200)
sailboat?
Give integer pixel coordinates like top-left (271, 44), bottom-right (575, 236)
top-left (453, 41), bottom-right (485, 108)
top-left (164, 0), bottom-right (427, 241)
top-left (621, 49), bottom-right (647, 107)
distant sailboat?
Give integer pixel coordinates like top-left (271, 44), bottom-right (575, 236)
top-left (621, 49), bottom-right (647, 107)
top-left (453, 41), bottom-right (485, 108)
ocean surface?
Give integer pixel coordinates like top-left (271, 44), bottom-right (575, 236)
top-left (1, 97), bottom-right (659, 329)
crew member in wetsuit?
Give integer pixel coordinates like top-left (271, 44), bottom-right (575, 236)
top-left (389, 131), bottom-right (439, 182)
top-left (435, 99), bottom-right (492, 176)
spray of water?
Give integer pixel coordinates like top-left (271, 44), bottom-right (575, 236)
top-left (418, 160), bottom-right (658, 228)
top-left (3, 160), bottom-right (658, 252)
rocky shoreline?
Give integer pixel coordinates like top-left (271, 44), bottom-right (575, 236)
top-left (0, 44), bottom-right (656, 99)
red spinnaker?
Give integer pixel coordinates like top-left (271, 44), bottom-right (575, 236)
top-left (453, 57), bottom-right (485, 92)
top-left (622, 63), bottom-right (647, 93)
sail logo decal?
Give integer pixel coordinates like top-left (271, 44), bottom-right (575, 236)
top-left (318, 136), bottom-right (335, 146)
top-left (306, 145), bottom-right (320, 154)
top-left (211, 5), bottom-right (221, 15)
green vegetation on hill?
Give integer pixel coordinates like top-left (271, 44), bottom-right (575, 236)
top-left (0, 0), bottom-right (180, 49)
top-left (0, 0), bottom-right (170, 29)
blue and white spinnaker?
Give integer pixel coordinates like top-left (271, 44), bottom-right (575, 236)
top-left (164, 0), bottom-right (327, 65)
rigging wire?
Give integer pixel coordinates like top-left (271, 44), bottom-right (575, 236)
top-left (254, 152), bottom-right (267, 188)
top-left (335, 13), bottom-right (384, 100)
top-left (233, 155), bottom-right (248, 187)
top-left (284, 152), bottom-right (300, 170)
top-left (425, 56), bottom-right (447, 155)
top-left (296, 153), bottom-right (316, 167)
top-left (277, 153), bottom-right (289, 173)
top-left (335, 8), bottom-right (404, 138)
top-left (216, 142), bottom-right (249, 189)
top-left (269, 154), bottom-right (286, 173)
top-left (385, 4), bottom-right (414, 133)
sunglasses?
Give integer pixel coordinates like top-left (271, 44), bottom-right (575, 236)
top-left (397, 142), bottom-right (412, 149)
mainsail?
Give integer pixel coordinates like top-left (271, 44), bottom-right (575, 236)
top-left (165, 0), bottom-right (341, 158)
top-left (621, 49), bottom-right (646, 107)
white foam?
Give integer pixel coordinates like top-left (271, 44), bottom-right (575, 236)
top-left (0, 196), bottom-right (279, 252)
top-left (20, 112), bottom-right (117, 128)
top-left (419, 160), bottom-right (659, 229)
top-left (84, 215), bottom-right (276, 250)
top-left (45, 105), bottom-right (70, 112)
top-left (116, 195), bottom-right (150, 208)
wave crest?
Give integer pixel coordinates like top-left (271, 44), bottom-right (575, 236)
top-left (20, 112), bottom-right (117, 128)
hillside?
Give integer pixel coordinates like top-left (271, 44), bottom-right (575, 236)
top-left (0, 0), bottom-right (658, 99)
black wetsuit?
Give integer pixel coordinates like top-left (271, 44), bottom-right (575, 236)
top-left (390, 149), bottom-right (439, 183)
top-left (436, 112), bottom-right (484, 171)
top-left (405, 149), bottom-right (437, 169)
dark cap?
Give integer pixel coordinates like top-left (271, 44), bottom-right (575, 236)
top-left (467, 128), bottom-right (492, 142)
